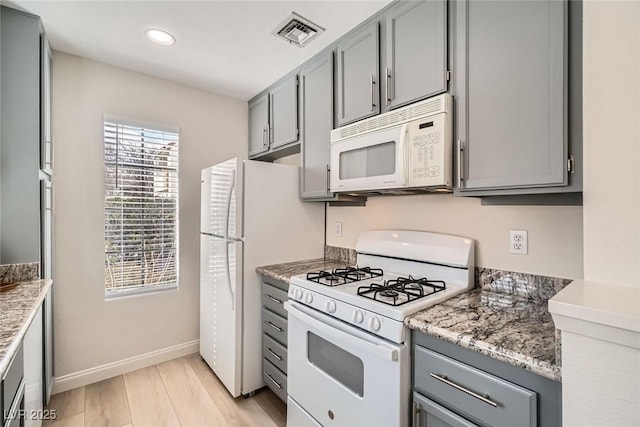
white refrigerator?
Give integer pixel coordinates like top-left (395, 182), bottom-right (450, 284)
top-left (200, 158), bottom-right (324, 397)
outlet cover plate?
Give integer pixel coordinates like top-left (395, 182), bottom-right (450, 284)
top-left (510, 230), bottom-right (528, 255)
top-left (335, 221), bottom-right (343, 237)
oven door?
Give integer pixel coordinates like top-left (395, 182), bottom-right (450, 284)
top-left (286, 301), bottom-right (409, 427)
top-left (330, 123), bottom-right (409, 193)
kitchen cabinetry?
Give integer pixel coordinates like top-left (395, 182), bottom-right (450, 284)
top-left (261, 277), bottom-right (289, 403)
top-left (412, 331), bottom-right (561, 427)
top-left (383, 0), bottom-right (447, 110)
top-left (336, 0), bottom-right (448, 127)
top-left (248, 72), bottom-right (300, 160)
top-left (2, 345), bottom-right (24, 427)
top-left (336, 22), bottom-right (379, 127)
top-left (23, 306), bottom-right (43, 427)
top-left (1, 5), bottom-right (54, 406)
top-left (454, 0), bottom-right (582, 196)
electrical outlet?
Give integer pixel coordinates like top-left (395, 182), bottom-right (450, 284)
top-left (335, 221), bottom-right (343, 237)
top-left (510, 230), bottom-right (528, 255)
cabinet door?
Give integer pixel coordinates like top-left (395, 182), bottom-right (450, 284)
top-left (248, 94), bottom-right (270, 157)
top-left (301, 52), bottom-right (333, 199)
top-left (23, 304), bottom-right (44, 427)
top-left (336, 22), bottom-right (379, 127)
top-left (413, 392), bottom-right (478, 427)
top-left (384, 0), bottom-right (447, 110)
top-left (456, 0), bottom-right (567, 191)
top-left (270, 74), bottom-right (299, 149)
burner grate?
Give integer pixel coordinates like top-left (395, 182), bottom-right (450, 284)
top-left (357, 275), bottom-right (446, 306)
top-left (306, 266), bottom-right (383, 286)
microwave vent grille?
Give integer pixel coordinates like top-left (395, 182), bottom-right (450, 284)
top-left (332, 94), bottom-right (449, 142)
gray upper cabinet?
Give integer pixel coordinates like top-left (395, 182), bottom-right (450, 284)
top-left (336, 22), bottom-right (380, 127)
top-left (455, 0), bottom-right (570, 193)
top-left (383, 0), bottom-right (447, 111)
top-left (248, 93), bottom-right (269, 157)
top-left (300, 52), bottom-right (333, 199)
top-left (269, 74), bottom-right (299, 149)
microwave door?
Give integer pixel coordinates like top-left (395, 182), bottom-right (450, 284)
top-left (330, 124), bottom-right (408, 192)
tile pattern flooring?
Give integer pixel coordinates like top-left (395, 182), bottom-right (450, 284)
top-left (44, 355), bottom-right (286, 427)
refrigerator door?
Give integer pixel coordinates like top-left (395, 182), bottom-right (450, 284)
top-left (200, 158), bottom-right (243, 239)
top-left (200, 233), bottom-right (244, 397)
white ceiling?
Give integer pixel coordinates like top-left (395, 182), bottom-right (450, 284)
top-left (6, 0), bottom-right (392, 100)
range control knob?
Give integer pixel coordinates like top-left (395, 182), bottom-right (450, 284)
top-left (326, 300), bottom-right (337, 313)
top-left (353, 310), bottom-right (364, 324)
top-left (369, 317), bottom-right (381, 331)
top-left (305, 292), bottom-right (313, 304)
top-left (295, 288), bottom-right (303, 300)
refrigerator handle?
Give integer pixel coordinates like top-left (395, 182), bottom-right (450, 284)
top-left (224, 172), bottom-right (236, 239)
top-left (225, 241), bottom-right (235, 307)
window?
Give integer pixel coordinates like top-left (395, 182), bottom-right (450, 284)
top-left (104, 118), bottom-right (179, 297)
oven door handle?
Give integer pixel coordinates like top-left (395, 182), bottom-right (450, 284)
top-left (285, 301), bottom-right (399, 362)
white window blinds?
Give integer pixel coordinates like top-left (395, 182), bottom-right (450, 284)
top-left (104, 120), bottom-right (179, 296)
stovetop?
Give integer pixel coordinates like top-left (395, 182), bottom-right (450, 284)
top-left (357, 276), bottom-right (446, 307)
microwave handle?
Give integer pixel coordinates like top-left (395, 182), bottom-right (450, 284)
top-left (401, 123), bottom-right (410, 184)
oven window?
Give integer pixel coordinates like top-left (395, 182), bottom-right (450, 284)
top-left (307, 332), bottom-right (364, 397)
top-left (339, 141), bottom-right (396, 180)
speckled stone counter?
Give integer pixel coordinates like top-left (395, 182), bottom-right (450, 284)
top-left (406, 289), bottom-right (561, 381)
top-left (0, 279), bottom-right (53, 378)
top-left (256, 258), bottom-right (352, 283)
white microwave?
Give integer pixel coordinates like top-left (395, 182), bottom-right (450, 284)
top-left (330, 94), bottom-right (452, 194)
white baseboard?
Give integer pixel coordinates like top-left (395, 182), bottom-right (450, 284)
top-left (52, 339), bottom-right (199, 394)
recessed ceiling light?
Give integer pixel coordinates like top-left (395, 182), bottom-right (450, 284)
top-left (145, 28), bottom-right (176, 46)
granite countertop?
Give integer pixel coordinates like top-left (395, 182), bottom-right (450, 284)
top-left (256, 258), bottom-right (352, 283)
top-left (406, 289), bottom-right (561, 381)
top-left (0, 279), bottom-right (53, 378)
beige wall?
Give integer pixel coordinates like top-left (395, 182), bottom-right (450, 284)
top-left (582, 1), bottom-right (640, 287)
top-left (327, 196), bottom-right (583, 279)
top-left (52, 52), bottom-right (247, 377)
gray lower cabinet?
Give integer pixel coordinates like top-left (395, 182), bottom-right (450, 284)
top-left (2, 345), bottom-right (24, 427)
top-left (454, 0), bottom-right (581, 196)
top-left (261, 277), bottom-right (289, 403)
top-left (336, 21), bottom-right (380, 127)
top-left (383, 0), bottom-right (447, 111)
top-left (412, 331), bottom-right (561, 427)
top-left (248, 94), bottom-right (270, 157)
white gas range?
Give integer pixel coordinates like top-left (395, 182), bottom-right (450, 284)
top-left (285, 230), bottom-right (475, 427)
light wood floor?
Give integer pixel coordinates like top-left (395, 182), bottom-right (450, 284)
top-left (44, 355), bottom-right (286, 427)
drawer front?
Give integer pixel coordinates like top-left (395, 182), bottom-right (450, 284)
top-left (2, 344), bottom-right (23, 421)
top-left (263, 359), bottom-right (287, 403)
top-left (414, 346), bottom-right (536, 427)
top-left (262, 309), bottom-right (287, 346)
top-left (262, 283), bottom-right (288, 318)
top-left (263, 334), bottom-right (287, 374)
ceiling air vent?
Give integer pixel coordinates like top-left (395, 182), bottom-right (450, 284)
top-left (271, 12), bottom-right (325, 48)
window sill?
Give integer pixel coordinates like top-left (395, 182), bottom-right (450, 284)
top-left (105, 283), bottom-right (178, 301)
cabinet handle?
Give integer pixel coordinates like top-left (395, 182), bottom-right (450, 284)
top-left (264, 347), bottom-right (283, 361)
top-left (326, 164), bottom-right (331, 194)
top-left (265, 321), bottom-right (283, 332)
top-left (430, 373), bottom-right (499, 408)
top-left (370, 75), bottom-right (376, 112)
top-left (413, 401), bottom-right (421, 426)
top-left (385, 67), bottom-right (391, 106)
top-left (457, 140), bottom-right (465, 188)
top-left (263, 126), bottom-right (268, 148)
top-left (264, 373), bottom-right (282, 389)
top-left (265, 294), bottom-right (282, 304)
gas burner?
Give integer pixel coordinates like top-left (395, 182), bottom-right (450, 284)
top-left (356, 275), bottom-right (446, 306)
top-left (306, 266), bottom-right (383, 286)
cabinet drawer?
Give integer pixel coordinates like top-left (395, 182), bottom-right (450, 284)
top-left (262, 283), bottom-right (288, 318)
top-left (263, 334), bottom-right (287, 374)
top-left (2, 344), bottom-right (23, 421)
top-left (414, 346), bottom-right (536, 427)
top-left (262, 309), bottom-right (287, 346)
top-left (414, 392), bottom-right (478, 427)
top-left (263, 359), bottom-right (287, 403)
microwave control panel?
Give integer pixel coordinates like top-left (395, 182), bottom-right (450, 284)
top-left (408, 112), bottom-right (451, 187)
